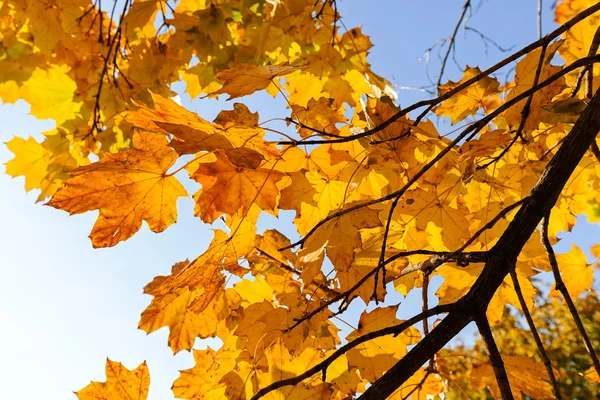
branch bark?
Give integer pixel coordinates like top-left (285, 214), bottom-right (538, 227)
top-left (476, 314), bottom-right (514, 400)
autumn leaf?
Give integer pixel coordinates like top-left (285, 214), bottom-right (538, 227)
top-left (389, 368), bottom-right (445, 400)
top-left (553, 244), bottom-right (592, 299)
top-left (172, 347), bottom-right (236, 399)
top-left (75, 359), bottom-right (150, 400)
top-left (212, 63), bottom-right (307, 100)
top-left (434, 66), bottom-right (500, 124)
top-left (8, 1), bottom-right (600, 399)
top-left (470, 355), bottom-right (554, 399)
top-left (20, 64), bottom-right (83, 125)
top-left (47, 130), bottom-right (187, 248)
top-left (189, 151), bottom-right (285, 223)
top-left (346, 306), bottom-right (421, 383)
top-left (139, 222), bottom-right (255, 353)
top-left (5, 136), bottom-right (50, 193)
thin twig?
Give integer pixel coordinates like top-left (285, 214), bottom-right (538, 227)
top-left (592, 142), bottom-right (600, 163)
top-left (401, 369), bottom-right (432, 400)
top-left (538, 0), bottom-right (543, 40)
top-left (437, 0), bottom-right (472, 92)
top-left (475, 314), bottom-right (514, 400)
top-left (541, 213), bottom-right (600, 377)
top-left (509, 269), bottom-right (562, 399)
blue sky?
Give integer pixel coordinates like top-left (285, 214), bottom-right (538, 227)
top-left (1, 1), bottom-right (599, 399)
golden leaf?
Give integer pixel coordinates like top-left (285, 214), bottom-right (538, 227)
top-left (20, 64), bottom-right (82, 125)
top-left (47, 130), bottom-right (187, 248)
top-left (75, 359), bottom-right (150, 400)
top-left (434, 66), bottom-right (500, 124)
top-left (470, 355), bottom-right (554, 399)
top-left (190, 151), bottom-right (284, 223)
top-left (212, 63), bottom-right (307, 100)
top-left (553, 244), bottom-right (592, 299)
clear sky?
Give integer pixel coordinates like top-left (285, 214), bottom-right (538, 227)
top-left (1, 1), bottom-right (599, 399)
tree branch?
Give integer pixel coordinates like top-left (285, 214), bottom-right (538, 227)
top-left (476, 313), bottom-right (514, 399)
top-left (436, 0), bottom-right (471, 92)
top-left (359, 73), bottom-right (600, 400)
top-left (509, 269), bottom-right (562, 399)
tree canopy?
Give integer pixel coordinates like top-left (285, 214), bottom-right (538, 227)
top-left (3, 0), bottom-right (600, 398)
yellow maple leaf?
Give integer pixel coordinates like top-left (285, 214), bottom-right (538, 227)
top-left (20, 64), bottom-right (82, 125)
top-left (389, 368), bottom-right (445, 400)
top-left (75, 359), bottom-right (150, 400)
top-left (172, 346), bottom-right (237, 400)
top-left (5, 136), bottom-right (50, 193)
top-left (503, 42), bottom-right (565, 132)
top-left (47, 130), bottom-right (187, 248)
top-left (181, 65), bottom-right (222, 98)
top-left (553, 244), bottom-right (592, 299)
top-left (190, 151), bottom-right (285, 223)
top-left (592, 243), bottom-right (600, 260)
top-left (139, 258), bottom-right (226, 353)
top-left (436, 262), bottom-right (536, 325)
top-left (290, 97), bottom-right (347, 138)
top-left (212, 63), bottom-right (306, 100)
top-left (585, 365), bottom-right (600, 384)
top-left (434, 66), bottom-right (500, 124)
top-left (395, 188), bottom-right (471, 251)
top-left (470, 355), bottom-right (554, 399)
top-left (346, 306), bottom-right (421, 383)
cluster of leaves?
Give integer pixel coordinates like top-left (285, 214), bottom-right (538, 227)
top-left (4, 0), bottom-right (600, 398)
top-left (443, 291), bottom-right (600, 399)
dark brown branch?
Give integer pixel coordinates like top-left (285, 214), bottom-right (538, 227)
top-left (279, 2), bottom-right (600, 146)
top-left (285, 117), bottom-right (341, 139)
top-left (372, 191), bottom-right (404, 302)
top-left (465, 26), bottom-right (514, 54)
top-left (476, 314), bottom-right (514, 400)
top-left (541, 213), bottom-right (600, 377)
top-left (592, 141), bottom-right (600, 163)
top-left (422, 274), bottom-right (434, 371)
top-left (360, 68), bottom-right (600, 400)
top-left (250, 303), bottom-right (456, 400)
top-left (85, 0), bottom-right (132, 140)
top-left (509, 269), bottom-right (562, 399)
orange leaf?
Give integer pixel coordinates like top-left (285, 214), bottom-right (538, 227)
top-left (190, 151), bottom-right (285, 222)
top-left (470, 355), bottom-right (554, 399)
top-left (212, 63), bottom-right (307, 100)
top-left (434, 66), bottom-right (500, 124)
top-left (47, 131), bottom-right (187, 248)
